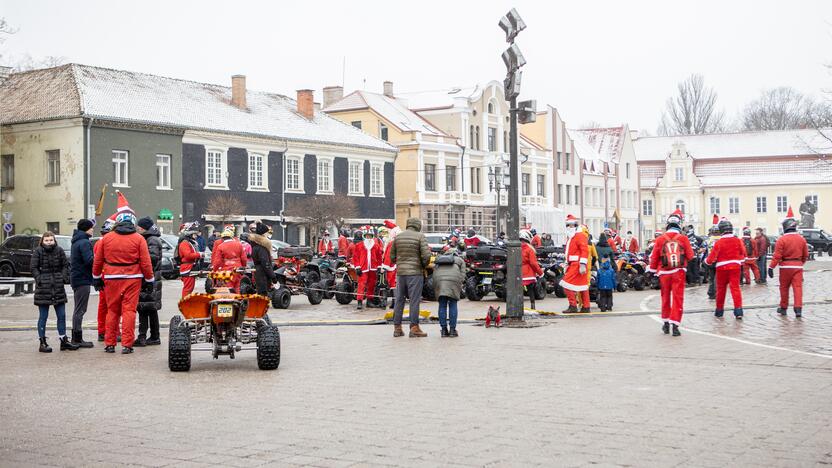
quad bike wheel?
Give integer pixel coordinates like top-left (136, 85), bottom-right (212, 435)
top-left (168, 317), bottom-right (191, 372)
top-left (306, 283), bottom-right (324, 305)
top-left (256, 325), bottom-right (281, 370)
top-left (422, 275), bottom-right (436, 301)
top-left (240, 276), bottom-right (256, 295)
top-left (616, 272), bottom-right (629, 292)
top-left (305, 270), bottom-right (321, 286)
top-left (534, 277), bottom-right (547, 300)
top-left (322, 278), bottom-right (336, 299)
top-left (633, 275), bottom-right (645, 291)
top-left (270, 287), bottom-right (292, 309)
top-left (204, 277), bottom-right (215, 294)
top-left (335, 281), bottom-right (354, 304)
top-left (465, 276), bottom-right (483, 301)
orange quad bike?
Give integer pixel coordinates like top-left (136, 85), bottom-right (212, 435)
top-left (169, 269), bottom-right (279, 371)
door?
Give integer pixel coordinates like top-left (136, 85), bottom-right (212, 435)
top-left (6, 236), bottom-right (34, 275)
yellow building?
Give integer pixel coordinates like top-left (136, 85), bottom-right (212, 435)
top-left (635, 129), bottom-right (832, 238)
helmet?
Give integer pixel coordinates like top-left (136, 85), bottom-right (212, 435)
top-left (666, 209), bottom-right (683, 231)
top-left (519, 229), bottom-right (532, 243)
top-left (221, 226), bottom-right (235, 238)
top-left (530, 228), bottom-right (537, 235)
top-left (742, 227), bottom-right (751, 237)
top-left (180, 221), bottom-right (200, 236)
top-left (467, 229), bottom-right (476, 238)
top-left (353, 230), bottom-right (363, 242)
top-left (718, 218), bottom-right (733, 234)
top-left (782, 217), bottom-right (798, 233)
top-left (101, 218), bottom-right (116, 234)
top-left (362, 225), bottom-right (375, 237)
top-left (115, 212), bottom-right (136, 226)
top-left (708, 226), bottom-right (719, 236)
top-left (377, 226), bottom-right (389, 238)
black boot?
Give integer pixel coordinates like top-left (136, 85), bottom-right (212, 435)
top-left (529, 299), bottom-right (536, 310)
top-left (449, 328), bottom-right (458, 337)
top-left (794, 307), bottom-right (802, 318)
top-left (356, 300), bottom-right (363, 310)
top-left (122, 347), bottom-right (134, 354)
top-left (441, 326), bottom-right (449, 337)
top-left (777, 307), bottom-right (787, 316)
top-left (672, 324), bottom-right (681, 336)
top-left (71, 330), bottom-right (94, 348)
top-left (104, 345), bottom-right (115, 353)
top-left (133, 336), bottom-right (147, 347)
top-left (98, 333), bottom-right (105, 342)
top-left (562, 305), bottom-right (578, 314)
top-left (146, 336), bottom-right (161, 346)
top-left (714, 309), bottom-right (724, 318)
top-left (734, 308), bottom-right (743, 320)
top-left (59, 336), bottom-right (79, 351)
top-left (39, 337), bottom-right (52, 353)
top-left (662, 322), bottom-right (670, 335)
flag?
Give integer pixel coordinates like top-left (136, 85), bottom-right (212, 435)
top-left (712, 214), bottom-right (719, 225)
top-left (95, 184), bottom-right (108, 216)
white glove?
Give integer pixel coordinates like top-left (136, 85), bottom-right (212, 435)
top-left (579, 264), bottom-right (587, 275)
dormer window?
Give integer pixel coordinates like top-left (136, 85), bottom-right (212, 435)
top-left (675, 167), bottom-right (684, 181)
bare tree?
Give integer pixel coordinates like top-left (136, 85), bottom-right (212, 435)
top-left (579, 120), bottom-right (602, 129)
top-left (0, 17), bottom-right (66, 71)
top-left (740, 87), bottom-right (814, 131)
top-left (205, 194), bottom-right (247, 223)
top-left (284, 195), bottom-right (358, 246)
top-left (658, 74), bottom-right (726, 136)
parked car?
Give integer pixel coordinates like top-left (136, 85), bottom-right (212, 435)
top-left (0, 234), bottom-right (71, 277)
top-left (424, 233), bottom-right (491, 252)
top-left (799, 229), bottom-right (832, 256)
top-left (767, 235), bottom-right (816, 261)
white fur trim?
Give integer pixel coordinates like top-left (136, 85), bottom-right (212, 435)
top-left (559, 279), bottom-right (589, 292)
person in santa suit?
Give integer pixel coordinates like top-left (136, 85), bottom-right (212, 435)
top-left (530, 228), bottom-right (542, 249)
top-left (211, 226), bottom-right (246, 292)
top-left (520, 230), bottom-right (544, 310)
top-left (382, 222), bottom-right (401, 309)
top-left (559, 214), bottom-right (590, 313)
top-left (346, 230), bottom-right (361, 263)
top-left (704, 218), bottom-right (745, 319)
top-left (624, 231), bottom-right (639, 254)
top-left (352, 226), bottom-right (383, 310)
top-left (740, 227), bottom-right (762, 285)
top-left (92, 211), bottom-right (154, 354)
top-left (463, 229), bottom-right (481, 249)
top-left (177, 222), bottom-right (203, 298)
top-left (317, 230), bottom-right (334, 256)
top-left (94, 191), bottom-right (130, 343)
top-left (338, 228), bottom-right (352, 257)
top-left (212, 225), bottom-right (232, 252)
top-left (647, 210), bottom-right (694, 336)
top-left (769, 208), bottom-right (809, 317)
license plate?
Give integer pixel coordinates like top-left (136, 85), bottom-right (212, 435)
top-left (217, 304), bottom-right (234, 318)
top-left (483, 278), bottom-right (492, 285)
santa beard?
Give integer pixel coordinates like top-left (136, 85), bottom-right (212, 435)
top-left (364, 238), bottom-right (374, 250)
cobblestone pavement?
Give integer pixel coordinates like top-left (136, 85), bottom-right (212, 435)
top-left (1, 313), bottom-right (831, 467)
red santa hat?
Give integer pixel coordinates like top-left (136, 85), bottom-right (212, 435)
top-left (666, 209), bottom-right (684, 225)
top-left (115, 190), bottom-right (134, 214)
top-left (785, 206), bottom-right (795, 220)
top-left (712, 214), bottom-right (719, 225)
top-left (565, 214), bottom-right (579, 226)
top-left (383, 219), bottom-right (397, 229)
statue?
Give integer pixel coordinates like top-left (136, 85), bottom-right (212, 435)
top-left (799, 196), bottom-right (817, 229)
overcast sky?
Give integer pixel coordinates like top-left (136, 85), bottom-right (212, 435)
top-left (2, 0), bottom-right (831, 133)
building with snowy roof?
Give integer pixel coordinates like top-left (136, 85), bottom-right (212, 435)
top-left (634, 128), bottom-right (832, 238)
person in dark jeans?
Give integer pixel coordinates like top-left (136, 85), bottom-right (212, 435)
top-left (69, 219), bottom-right (95, 348)
top-left (755, 228), bottom-right (769, 284)
top-left (390, 217), bottom-right (431, 338)
top-left (33, 232), bottom-right (78, 352)
top-left (705, 227), bottom-right (720, 299)
top-left (134, 217), bottom-right (163, 346)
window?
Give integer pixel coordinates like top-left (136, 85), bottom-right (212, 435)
top-left (806, 194), bottom-right (818, 209)
top-left (379, 123), bottom-right (388, 142)
top-left (675, 167), bottom-right (684, 181)
top-left (557, 184), bottom-right (563, 204)
top-left (370, 163), bottom-right (383, 196)
top-left (424, 164), bottom-right (436, 191)
top-left (537, 174), bottom-right (545, 197)
top-left (522, 174), bottom-right (530, 196)
top-left (469, 126), bottom-right (474, 149)
top-left (317, 158), bottom-right (332, 193)
top-left (206, 150), bottom-right (225, 187)
top-left (471, 167), bottom-right (482, 194)
top-left (575, 186), bottom-right (580, 205)
top-left (46, 222), bottom-right (59, 234)
top-left (729, 197), bottom-right (739, 214)
top-left (351, 121), bottom-right (362, 130)
top-left (610, 190), bottom-right (616, 207)
top-left (446, 165), bottom-right (457, 191)
top-left (564, 153), bottom-right (570, 171)
top-left (565, 184), bottom-right (571, 204)
top-left (675, 199), bottom-right (686, 213)
top-left (475, 126), bottom-right (480, 150)
top-left (45, 150), bottom-right (60, 185)
top-left (1, 154), bottom-right (13, 189)
top-left (487, 102), bottom-right (494, 113)
top-left (777, 195), bottom-right (788, 213)
top-left (285, 157), bottom-right (301, 191)
top-left (710, 196), bottom-right (720, 214)
top-left (348, 161), bottom-right (363, 195)
top-left (112, 150), bottom-right (129, 186)
top-left (156, 154), bottom-right (171, 189)
top-left (642, 199), bottom-right (653, 216)
top-left (585, 187), bottom-right (591, 206)
top-left (626, 162), bottom-right (631, 179)
top-left (756, 196), bottom-right (767, 213)
top-left (556, 152), bottom-right (562, 170)
top-left (504, 131), bottom-right (508, 152)
top-left (488, 127), bottom-right (497, 152)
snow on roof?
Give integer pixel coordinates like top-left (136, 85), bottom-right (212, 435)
top-left (569, 129), bottom-right (609, 175)
top-left (395, 85), bottom-right (483, 111)
top-left (572, 127), bottom-right (625, 163)
top-left (638, 163), bottom-right (665, 189)
top-left (1, 64), bottom-right (395, 152)
top-left (633, 128), bottom-right (831, 161)
top-left (324, 90), bottom-right (446, 136)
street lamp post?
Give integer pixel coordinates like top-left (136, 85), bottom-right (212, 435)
top-left (488, 168), bottom-right (504, 237)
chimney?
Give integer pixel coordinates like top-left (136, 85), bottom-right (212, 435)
top-left (322, 85), bottom-right (344, 108)
top-left (0, 66), bottom-right (12, 84)
top-left (231, 75), bottom-right (247, 109)
top-left (383, 81), bottom-right (394, 98)
top-left (297, 89), bottom-right (314, 119)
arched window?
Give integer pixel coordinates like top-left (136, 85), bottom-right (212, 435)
top-left (487, 101), bottom-right (494, 114)
top-left (469, 125), bottom-right (474, 149)
top-left (675, 199), bottom-right (686, 214)
top-left (475, 126), bottom-right (480, 150)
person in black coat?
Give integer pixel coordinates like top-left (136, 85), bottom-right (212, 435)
top-left (69, 219), bottom-right (95, 348)
top-left (32, 232), bottom-right (78, 352)
top-left (135, 217), bottom-right (163, 346)
top-left (249, 223), bottom-right (277, 296)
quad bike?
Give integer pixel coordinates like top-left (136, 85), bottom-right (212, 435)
top-left (204, 269), bottom-right (256, 295)
top-left (305, 253), bottom-right (344, 299)
top-left (464, 245), bottom-right (508, 301)
top-left (537, 246), bottom-right (565, 299)
top-left (170, 269), bottom-right (279, 371)
top-left (333, 263), bottom-right (388, 308)
top-left (271, 257), bottom-right (324, 308)
top-left (614, 253), bottom-right (646, 292)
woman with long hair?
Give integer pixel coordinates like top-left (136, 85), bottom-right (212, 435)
top-left (32, 231), bottom-right (78, 352)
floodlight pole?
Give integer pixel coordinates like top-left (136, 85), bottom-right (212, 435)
top-left (505, 93), bottom-right (523, 321)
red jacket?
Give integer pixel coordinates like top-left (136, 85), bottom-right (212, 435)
top-left (624, 237), bottom-right (640, 253)
top-left (648, 231), bottom-right (694, 276)
top-left (212, 238), bottom-right (246, 271)
top-left (382, 242), bottom-right (396, 273)
top-left (531, 235), bottom-right (542, 248)
top-left (705, 234), bottom-right (745, 270)
top-left (177, 238), bottom-right (202, 274)
top-left (769, 232), bottom-right (809, 270)
top-left (463, 236), bottom-right (481, 248)
top-left (521, 242), bottom-right (543, 281)
top-left (741, 236), bottom-right (758, 261)
top-left (352, 239), bottom-right (382, 273)
top-left (338, 236), bottom-right (350, 256)
top-left (318, 238), bottom-right (334, 256)
top-left (754, 234), bottom-right (769, 258)
top-left (92, 228), bottom-right (154, 281)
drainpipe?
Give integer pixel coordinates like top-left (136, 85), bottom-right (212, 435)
top-left (85, 118), bottom-right (93, 221)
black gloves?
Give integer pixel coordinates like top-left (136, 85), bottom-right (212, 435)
top-left (142, 280), bottom-right (154, 293)
top-left (356, 269), bottom-right (363, 277)
top-left (93, 278), bottom-right (104, 291)
top-left (768, 268), bottom-right (774, 279)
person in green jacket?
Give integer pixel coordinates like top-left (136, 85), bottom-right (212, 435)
top-left (389, 218), bottom-right (431, 338)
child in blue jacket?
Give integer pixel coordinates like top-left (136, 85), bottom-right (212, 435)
top-left (597, 259), bottom-right (617, 311)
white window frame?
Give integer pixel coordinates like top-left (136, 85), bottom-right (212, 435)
top-left (156, 154), bottom-right (171, 190)
top-left (316, 157), bottom-right (334, 194)
top-left (205, 148), bottom-right (228, 190)
top-left (806, 194), bottom-right (818, 210)
top-left (709, 196), bottom-right (720, 214)
top-left (729, 196), bottom-right (740, 214)
top-left (776, 195), bottom-right (788, 213)
top-left (675, 167), bottom-right (684, 181)
top-left (45, 150), bottom-right (60, 185)
top-left (285, 155), bottom-right (304, 193)
top-left (348, 160), bottom-right (364, 196)
top-left (370, 162), bottom-right (384, 197)
top-left (112, 150), bottom-right (129, 187)
top-left (642, 199), bottom-right (653, 216)
top-left (756, 196), bottom-right (767, 213)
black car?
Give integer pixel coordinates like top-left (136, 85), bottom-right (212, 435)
top-left (766, 235), bottom-right (816, 261)
top-left (799, 229), bottom-right (832, 256)
top-left (0, 234), bottom-right (72, 277)
top-left (91, 234), bottom-right (182, 280)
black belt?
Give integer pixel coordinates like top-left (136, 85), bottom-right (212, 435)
top-left (105, 260), bottom-right (138, 267)
top-left (782, 258), bottom-right (801, 262)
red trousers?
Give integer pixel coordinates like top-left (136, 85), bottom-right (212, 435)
top-left (97, 287), bottom-right (108, 336)
top-left (778, 268), bottom-right (803, 309)
top-left (566, 289), bottom-right (590, 308)
top-left (659, 270), bottom-right (686, 324)
top-left (386, 270), bottom-right (396, 289)
top-left (181, 275), bottom-right (195, 298)
top-left (743, 259), bottom-right (761, 284)
top-left (715, 268), bottom-right (742, 311)
top-left (104, 279), bottom-right (141, 347)
top-left (356, 271), bottom-right (377, 301)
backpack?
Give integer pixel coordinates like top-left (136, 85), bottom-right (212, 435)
top-left (660, 236), bottom-right (686, 269)
top-left (743, 238), bottom-right (753, 257)
top-left (173, 238), bottom-right (188, 268)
